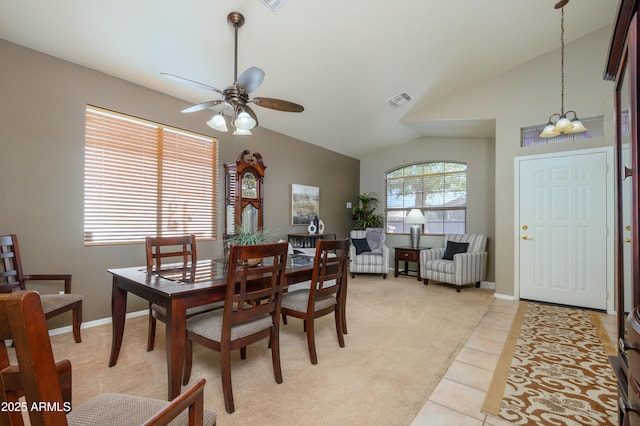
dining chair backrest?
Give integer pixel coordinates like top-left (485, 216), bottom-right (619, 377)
top-left (0, 291), bottom-right (70, 425)
top-left (145, 234), bottom-right (197, 273)
top-left (0, 290), bottom-right (213, 426)
top-left (224, 242), bottom-right (289, 330)
top-left (310, 238), bottom-right (349, 302)
top-left (0, 235), bottom-right (83, 344)
top-left (0, 234), bottom-right (26, 292)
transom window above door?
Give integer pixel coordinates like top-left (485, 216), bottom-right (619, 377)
top-left (385, 162), bottom-right (467, 235)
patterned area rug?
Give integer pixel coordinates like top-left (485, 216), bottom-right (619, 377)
top-left (482, 301), bottom-right (618, 425)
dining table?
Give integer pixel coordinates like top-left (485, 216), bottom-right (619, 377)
top-left (108, 255), bottom-right (317, 400)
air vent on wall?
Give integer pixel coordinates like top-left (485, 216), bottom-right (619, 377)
top-left (386, 92), bottom-right (413, 107)
top-left (259, 0), bottom-right (287, 12)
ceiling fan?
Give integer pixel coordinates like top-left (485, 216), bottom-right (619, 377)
top-left (162, 11), bottom-right (304, 135)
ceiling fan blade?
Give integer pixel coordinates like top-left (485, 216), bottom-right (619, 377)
top-left (252, 97), bottom-right (304, 113)
top-left (236, 67), bottom-right (265, 93)
top-left (244, 105), bottom-right (259, 128)
top-left (181, 100), bottom-right (224, 113)
top-left (161, 72), bottom-right (223, 94)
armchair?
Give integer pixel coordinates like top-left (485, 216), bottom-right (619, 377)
top-left (349, 228), bottom-right (390, 279)
top-left (419, 233), bottom-right (487, 292)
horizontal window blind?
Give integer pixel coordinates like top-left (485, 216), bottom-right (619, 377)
top-left (84, 106), bottom-right (217, 245)
top-left (385, 162), bottom-right (467, 235)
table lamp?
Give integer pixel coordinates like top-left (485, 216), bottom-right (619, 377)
top-left (406, 208), bottom-right (425, 249)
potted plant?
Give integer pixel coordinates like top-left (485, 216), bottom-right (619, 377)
top-left (226, 228), bottom-right (275, 266)
top-left (351, 192), bottom-right (384, 230)
top-left (227, 228), bottom-right (273, 246)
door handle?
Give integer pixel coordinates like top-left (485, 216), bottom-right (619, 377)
top-left (625, 237), bottom-right (632, 243)
top-left (521, 234), bottom-right (533, 240)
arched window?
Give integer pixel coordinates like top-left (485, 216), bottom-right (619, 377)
top-left (385, 162), bottom-right (466, 235)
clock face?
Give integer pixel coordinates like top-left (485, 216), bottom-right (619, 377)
top-left (241, 172), bottom-right (258, 199)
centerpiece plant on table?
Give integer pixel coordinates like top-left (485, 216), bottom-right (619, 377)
top-left (226, 228), bottom-right (276, 266)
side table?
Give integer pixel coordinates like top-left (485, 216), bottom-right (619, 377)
top-left (394, 246), bottom-right (428, 281)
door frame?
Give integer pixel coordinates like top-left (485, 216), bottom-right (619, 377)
top-left (513, 147), bottom-right (615, 314)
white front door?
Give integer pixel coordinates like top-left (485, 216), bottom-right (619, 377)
top-left (516, 148), bottom-right (612, 310)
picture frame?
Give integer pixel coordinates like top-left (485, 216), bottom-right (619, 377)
top-left (291, 184), bottom-right (319, 225)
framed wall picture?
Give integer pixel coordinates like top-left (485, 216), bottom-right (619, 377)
top-left (291, 184), bottom-right (319, 225)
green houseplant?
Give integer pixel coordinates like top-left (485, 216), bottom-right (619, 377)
top-left (351, 192), bottom-right (384, 230)
top-left (226, 228), bottom-right (275, 266)
top-left (227, 228), bottom-right (273, 246)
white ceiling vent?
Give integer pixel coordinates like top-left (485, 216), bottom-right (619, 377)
top-left (386, 92), bottom-right (413, 107)
top-left (259, 0), bottom-right (287, 12)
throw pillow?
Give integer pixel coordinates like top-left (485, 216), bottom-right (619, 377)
top-left (351, 238), bottom-right (371, 255)
top-left (442, 241), bottom-right (469, 261)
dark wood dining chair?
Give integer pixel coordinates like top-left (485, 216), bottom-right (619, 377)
top-left (145, 234), bottom-right (222, 351)
top-left (0, 290), bottom-right (217, 426)
top-left (0, 234), bottom-right (82, 343)
top-left (182, 242), bottom-right (289, 414)
top-left (281, 238), bottom-right (349, 365)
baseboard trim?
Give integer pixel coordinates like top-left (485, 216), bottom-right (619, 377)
top-left (48, 309), bottom-right (148, 337)
top-left (494, 293), bottom-right (517, 301)
top-left (478, 281), bottom-right (495, 290)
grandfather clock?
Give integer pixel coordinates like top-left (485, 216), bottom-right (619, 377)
top-left (224, 150), bottom-right (266, 237)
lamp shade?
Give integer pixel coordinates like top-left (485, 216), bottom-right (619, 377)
top-left (554, 116), bottom-right (573, 131)
top-left (207, 113), bottom-right (228, 132)
top-left (406, 208), bottom-right (425, 224)
top-left (234, 110), bottom-right (257, 130)
top-left (232, 127), bottom-right (252, 136)
top-left (539, 123), bottom-right (560, 138)
top-left (565, 119), bottom-right (587, 134)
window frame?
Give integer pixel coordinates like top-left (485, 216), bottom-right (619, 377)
top-left (84, 106), bottom-right (218, 246)
top-left (385, 161), bottom-right (467, 236)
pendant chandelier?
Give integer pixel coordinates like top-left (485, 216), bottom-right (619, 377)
top-left (539, 0), bottom-right (587, 138)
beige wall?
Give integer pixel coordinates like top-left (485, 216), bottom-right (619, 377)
top-left (0, 39), bottom-right (359, 324)
top-left (360, 137), bottom-right (496, 281)
top-left (397, 25), bottom-right (614, 296)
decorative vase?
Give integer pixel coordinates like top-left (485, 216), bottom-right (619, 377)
top-left (318, 220), bottom-right (325, 234)
top-left (307, 223), bottom-right (317, 234)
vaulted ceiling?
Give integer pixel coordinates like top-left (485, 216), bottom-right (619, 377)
top-left (0, 0), bottom-right (618, 159)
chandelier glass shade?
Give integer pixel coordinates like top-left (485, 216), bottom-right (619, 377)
top-left (539, 0), bottom-right (587, 138)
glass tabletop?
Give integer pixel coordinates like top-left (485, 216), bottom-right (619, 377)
top-left (155, 255), bottom-right (315, 284)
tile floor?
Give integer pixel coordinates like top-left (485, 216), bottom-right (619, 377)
top-left (410, 297), bottom-right (618, 426)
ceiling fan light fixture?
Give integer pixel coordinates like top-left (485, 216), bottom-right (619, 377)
top-left (207, 112), bottom-right (228, 132)
top-left (234, 110), bottom-right (257, 130)
top-left (164, 11), bottom-right (304, 131)
top-left (232, 127), bottom-right (252, 136)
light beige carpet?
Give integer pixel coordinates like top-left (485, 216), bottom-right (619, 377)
top-left (482, 301), bottom-right (617, 426)
top-left (42, 277), bottom-right (494, 425)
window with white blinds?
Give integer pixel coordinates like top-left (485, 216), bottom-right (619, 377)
top-left (385, 162), bottom-right (467, 235)
top-left (84, 106), bottom-right (217, 246)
